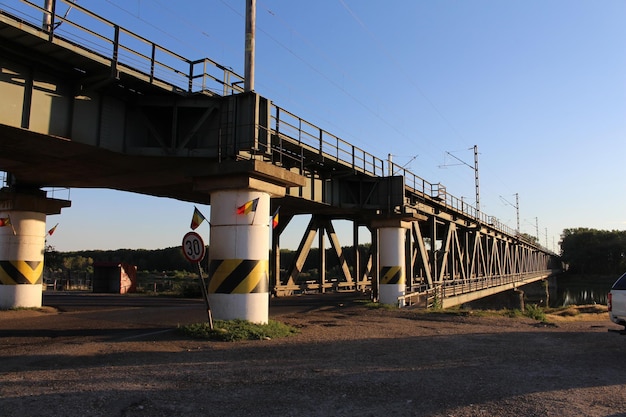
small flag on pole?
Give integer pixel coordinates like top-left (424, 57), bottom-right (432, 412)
top-left (48, 223), bottom-right (59, 236)
top-left (236, 198), bottom-right (259, 215)
top-left (271, 207), bottom-right (279, 229)
top-left (190, 206), bottom-right (207, 230)
top-left (0, 215), bottom-right (16, 235)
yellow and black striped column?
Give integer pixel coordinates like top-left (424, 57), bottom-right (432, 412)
top-left (378, 226), bottom-right (406, 306)
top-left (208, 190), bottom-right (270, 323)
top-left (0, 211), bottom-right (46, 308)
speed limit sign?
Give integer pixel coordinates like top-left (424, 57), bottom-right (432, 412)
top-left (182, 231), bottom-right (206, 263)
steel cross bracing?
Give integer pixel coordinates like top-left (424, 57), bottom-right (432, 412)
top-left (0, 0), bottom-right (561, 306)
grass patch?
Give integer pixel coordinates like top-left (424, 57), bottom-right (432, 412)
top-left (179, 319), bottom-right (299, 342)
top-left (410, 305), bottom-right (548, 322)
top-left (360, 301), bottom-right (398, 310)
top-left (503, 309), bottom-right (524, 318)
top-left (523, 304), bottom-right (547, 322)
top-left (544, 304), bottom-right (608, 322)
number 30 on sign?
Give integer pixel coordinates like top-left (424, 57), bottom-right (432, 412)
top-left (182, 231), bottom-right (206, 263)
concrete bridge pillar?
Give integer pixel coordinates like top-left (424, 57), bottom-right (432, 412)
top-left (0, 188), bottom-right (70, 309)
top-left (372, 219), bottom-right (410, 306)
top-left (207, 189), bottom-right (270, 323)
top-left (194, 160), bottom-right (306, 324)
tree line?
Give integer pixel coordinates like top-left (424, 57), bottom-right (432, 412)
top-left (560, 228), bottom-right (626, 276)
top-left (44, 245), bottom-right (372, 277)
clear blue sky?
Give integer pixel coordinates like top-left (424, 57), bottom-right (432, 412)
top-left (38, 0), bottom-right (625, 253)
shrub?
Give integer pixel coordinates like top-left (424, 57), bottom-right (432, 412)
top-left (524, 304), bottom-right (546, 322)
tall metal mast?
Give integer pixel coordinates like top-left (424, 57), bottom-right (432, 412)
top-left (442, 145), bottom-right (480, 216)
top-left (43, 0), bottom-right (53, 31)
top-left (244, 0), bottom-right (256, 92)
top-left (473, 145), bottom-right (479, 214)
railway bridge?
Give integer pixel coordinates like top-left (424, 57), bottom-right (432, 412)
top-left (0, 0), bottom-right (561, 320)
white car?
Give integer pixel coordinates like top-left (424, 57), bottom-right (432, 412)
top-left (608, 272), bottom-right (626, 330)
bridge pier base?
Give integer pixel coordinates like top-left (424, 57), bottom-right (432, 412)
top-left (0, 188), bottom-right (70, 309)
top-left (196, 160), bottom-right (306, 324)
top-left (207, 189), bottom-right (270, 323)
top-left (373, 219), bottom-right (410, 306)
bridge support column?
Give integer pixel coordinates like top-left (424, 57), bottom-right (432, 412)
top-left (207, 189), bottom-right (270, 323)
top-left (194, 160), bottom-right (306, 323)
top-left (0, 188), bottom-right (70, 309)
top-left (372, 219), bottom-right (410, 306)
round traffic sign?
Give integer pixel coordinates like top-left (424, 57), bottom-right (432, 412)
top-left (182, 231), bottom-right (206, 263)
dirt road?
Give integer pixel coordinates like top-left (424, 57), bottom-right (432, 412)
top-left (1, 293), bottom-right (625, 417)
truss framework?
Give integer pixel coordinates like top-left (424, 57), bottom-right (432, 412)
top-left (273, 214), bottom-right (558, 308)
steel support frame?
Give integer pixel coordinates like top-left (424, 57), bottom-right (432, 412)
top-left (404, 216), bottom-right (555, 306)
top-left (272, 214), bottom-right (371, 296)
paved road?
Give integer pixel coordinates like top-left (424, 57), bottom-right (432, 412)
top-left (42, 291), bottom-right (367, 317)
top-left (0, 291), bottom-right (370, 343)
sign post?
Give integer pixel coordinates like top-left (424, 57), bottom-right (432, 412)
top-left (182, 231), bottom-right (213, 329)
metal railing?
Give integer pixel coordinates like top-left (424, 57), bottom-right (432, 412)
top-left (269, 104), bottom-right (531, 244)
top-left (400, 270), bottom-right (554, 308)
top-left (271, 106), bottom-right (386, 177)
top-left (0, 0), bottom-right (245, 95)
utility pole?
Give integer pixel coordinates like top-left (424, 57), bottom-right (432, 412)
top-left (515, 193), bottom-right (520, 235)
top-left (43, 0), bottom-right (53, 31)
top-left (441, 145), bottom-right (480, 216)
top-left (473, 145), bottom-right (479, 214)
top-left (244, 0), bottom-right (256, 92)
top-left (535, 217), bottom-right (539, 242)
top-left (499, 193), bottom-right (520, 234)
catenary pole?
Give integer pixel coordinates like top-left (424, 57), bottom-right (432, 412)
top-left (244, 0), bottom-right (256, 92)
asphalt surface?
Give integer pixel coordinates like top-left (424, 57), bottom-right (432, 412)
top-left (3, 291), bottom-right (626, 417)
top-left (0, 291), bottom-right (368, 345)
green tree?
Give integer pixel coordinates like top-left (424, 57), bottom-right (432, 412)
top-left (560, 228), bottom-right (626, 275)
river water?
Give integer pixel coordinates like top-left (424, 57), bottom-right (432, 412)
top-left (467, 274), bottom-right (618, 309)
top-left (550, 274), bottom-right (617, 307)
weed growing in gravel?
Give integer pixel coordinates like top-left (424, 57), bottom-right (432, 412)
top-left (179, 319), bottom-right (299, 342)
top-left (523, 304), bottom-right (547, 322)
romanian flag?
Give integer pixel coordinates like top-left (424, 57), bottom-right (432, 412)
top-left (0, 217), bottom-right (10, 227)
top-left (190, 206), bottom-right (207, 230)
top-left (48, 223), bottom-right (59, 236)
top-left (271, 207), bottom-right (279, 229)
top-left (236, 198), bottom-right (259, 215)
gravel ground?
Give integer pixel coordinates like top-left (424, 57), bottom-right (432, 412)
top-left (1, 295), bottom-right (625, 417)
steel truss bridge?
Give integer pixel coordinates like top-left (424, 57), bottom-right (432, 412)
top-left (0, 0), bottom-right (561, 308)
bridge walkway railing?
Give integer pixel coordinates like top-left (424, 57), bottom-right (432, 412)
top-left (0, 0), bottom-right (245, 95)
top-left (399, 270), bottom-right (556, 308)
top-left (267, 105), bottom-right (533, 245)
